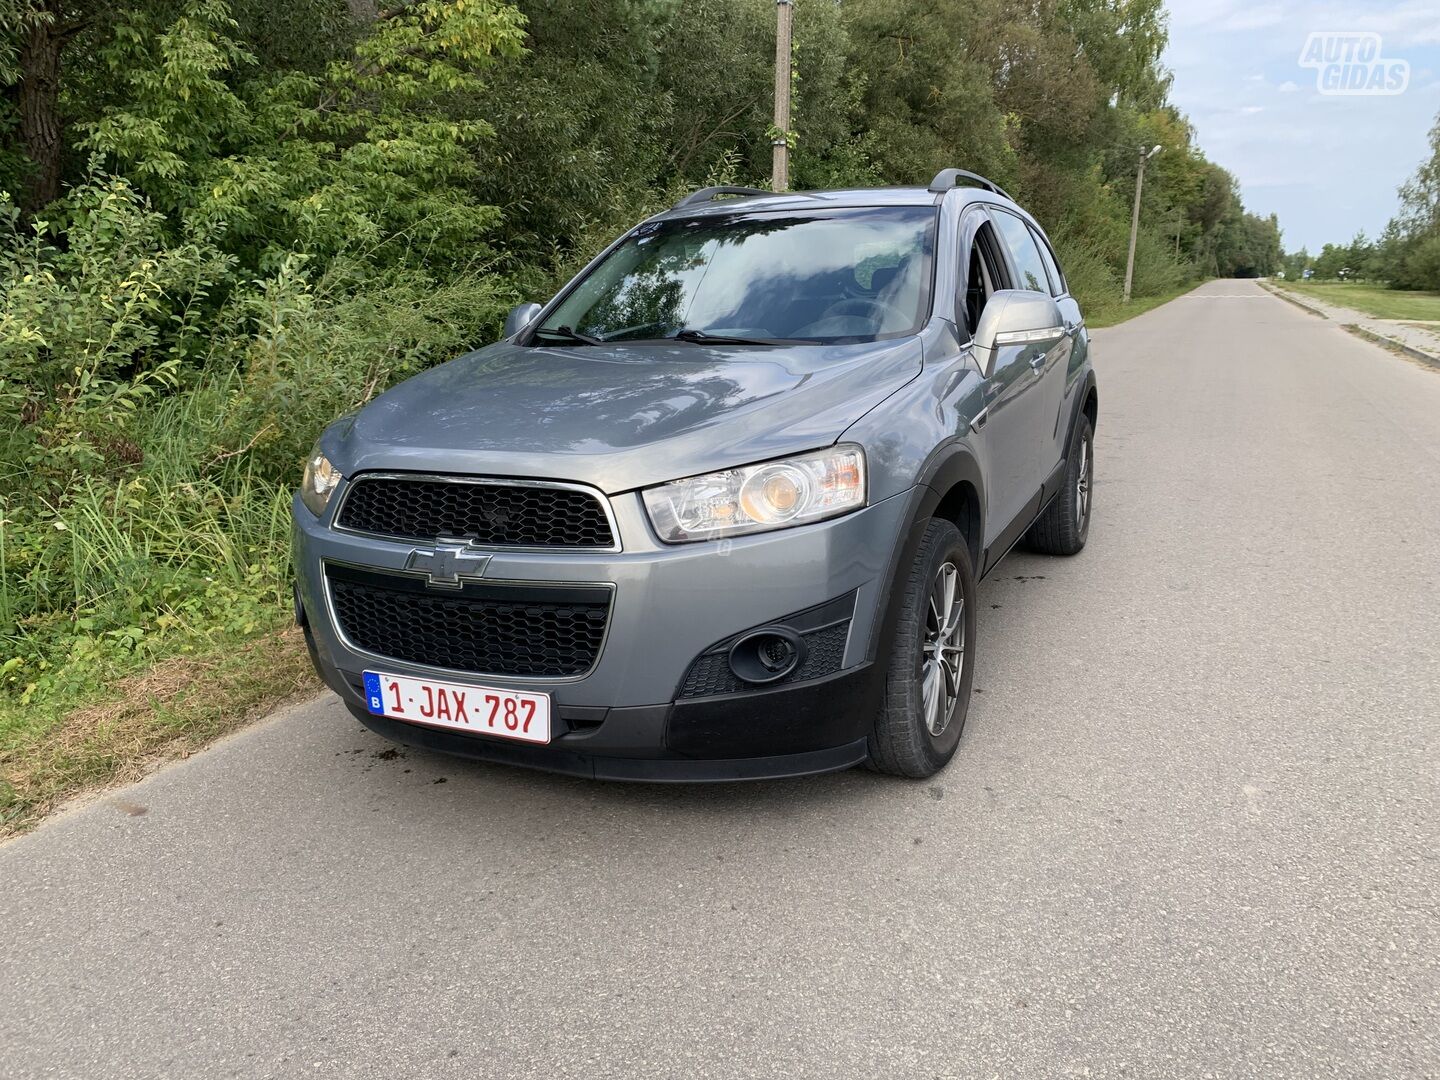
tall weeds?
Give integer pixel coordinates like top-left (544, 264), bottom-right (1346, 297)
top-left (0, 176), bottom-right (510, 716)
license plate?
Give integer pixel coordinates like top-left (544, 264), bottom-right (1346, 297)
top-left (362, 671), bottom-right (551, 744)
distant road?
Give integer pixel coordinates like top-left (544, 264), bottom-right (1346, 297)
top-left (2, 279), bottom-right (1436, 1078)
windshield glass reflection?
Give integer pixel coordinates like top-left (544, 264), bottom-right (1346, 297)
top-left (536, 206), bottom-right (938, 346)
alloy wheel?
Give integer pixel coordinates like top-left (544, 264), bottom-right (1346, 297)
top-left (920, 562), bottom-right (966, 737)
top-left (1075, 434), bottom-right (1092, 530)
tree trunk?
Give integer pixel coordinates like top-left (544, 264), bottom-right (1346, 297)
top-left (18, 14), bottom-right (64, 212)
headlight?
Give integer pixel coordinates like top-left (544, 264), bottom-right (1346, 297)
top-left (643, 445), bottom-right (866, 543)
top-left (300, 446), bottom-right (343, 519)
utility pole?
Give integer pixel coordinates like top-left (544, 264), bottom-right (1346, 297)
top-left (1123, 144), bottom-right (1162, 303)
top-left (771, 0), bottom-right (793, 192)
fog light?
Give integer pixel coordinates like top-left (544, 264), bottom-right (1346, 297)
top-left (728, 627), bottom-right (806, 685)
top-left (762, 637), bottom-right (798, 673)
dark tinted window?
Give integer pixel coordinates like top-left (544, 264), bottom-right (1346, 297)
top-left (962, 220), bottom-right (1009, 337)
top-left (1029, 225), bottom-right (1065, 296)
top-left (536, 206), bottom-right (938, 345)
top-left (990, 209), bottom-right (1051, 294)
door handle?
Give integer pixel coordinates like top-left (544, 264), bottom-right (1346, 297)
top-left (1029, 354), bottom-right (1046, 371)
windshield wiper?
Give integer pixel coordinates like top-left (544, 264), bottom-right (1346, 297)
top-left (531, 324), bottom-right (603, 346)
top-left (670, 328), bottom-right (812, 346)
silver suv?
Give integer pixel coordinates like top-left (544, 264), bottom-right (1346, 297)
top-left (292, 170), bottom-right (1097, 780)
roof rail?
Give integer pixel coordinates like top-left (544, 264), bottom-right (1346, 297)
top-left (927, 168), bottom-right (1012, 201)
top-left (672, 185), bottom-right (776, 210)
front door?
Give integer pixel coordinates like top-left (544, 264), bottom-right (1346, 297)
top-left (988, 207), bottom-right (1072, 496)
top-left (958, 213), bottom-right (1047, 549)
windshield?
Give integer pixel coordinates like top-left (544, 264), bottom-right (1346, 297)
top-left (531, 205), bottom-right (937, 346)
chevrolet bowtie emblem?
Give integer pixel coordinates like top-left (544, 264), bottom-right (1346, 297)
top-left (405, 542), bottom-right (493, 588)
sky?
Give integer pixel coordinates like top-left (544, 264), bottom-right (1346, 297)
top-left (1163, 0), bottom-right (1440, 253)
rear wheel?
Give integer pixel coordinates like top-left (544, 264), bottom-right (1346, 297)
top-left (869, 519), bottom-right (977, 778)
top-left (1027, 414), bottom-right (1093, 555)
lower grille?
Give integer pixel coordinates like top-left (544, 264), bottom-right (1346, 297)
top-left (327, 565), bottom-right (610, 678)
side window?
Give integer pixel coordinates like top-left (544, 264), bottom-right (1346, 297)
top-left (990, 209), bottom-right (1051, 294)
top-left (1029, 225), bottom-right (1065, 297)
top-left (961, 220), bottom-right (1010, 337)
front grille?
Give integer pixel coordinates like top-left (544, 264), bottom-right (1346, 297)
top-left (337, 476), bottom-right (614, 548)
top-left (327, 565), bottom-right (610, 678)
top-left (678, 621), bottom-right (850, 698)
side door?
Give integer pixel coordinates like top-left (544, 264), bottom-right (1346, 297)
top-left (987, 207), bottom-right (1072, 497)
top-left (1029, 223), bottom-right (1088, 468)
top-left (956, 209), bottom-right (1042, 551)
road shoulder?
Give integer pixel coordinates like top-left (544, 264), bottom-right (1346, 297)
top-left (1260, 280), bottom-right (1440, 370)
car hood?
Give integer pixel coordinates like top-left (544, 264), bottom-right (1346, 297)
top-left (327, 338), bottom-right (922, 493)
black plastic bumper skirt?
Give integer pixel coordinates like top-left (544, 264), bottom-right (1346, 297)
top-left (349, 706), bottom-right (871, 782)
top-left (308, 618), bottom-right (881, 780)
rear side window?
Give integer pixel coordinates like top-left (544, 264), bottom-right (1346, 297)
top-left (989, 209), bottom-right (1051, 295)
top-left (1029, 226), bottom-right (1065, 296)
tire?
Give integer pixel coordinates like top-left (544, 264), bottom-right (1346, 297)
top-left (1026, 414), bottom-right (1093, 556)
top-left (868, 518), bottom-right (978, 778)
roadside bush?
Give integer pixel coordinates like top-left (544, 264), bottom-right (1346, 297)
top-left (1050, 227), bottom-right (1121, 312)
top-left (1130, 228), bottom-right (1194, 297)
top-left (0, 177), bottom-right (233, 499)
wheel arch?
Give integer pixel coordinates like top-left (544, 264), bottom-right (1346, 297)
top-left (1072, 370), bottom-right (1098, 446)
top-left (913, 446), bottom-right (985, 575)
top-left (860, 446), bottom-right (985, 670)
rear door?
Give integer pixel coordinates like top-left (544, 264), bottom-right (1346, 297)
top-left (987, 208), bottom-right (1072, 494)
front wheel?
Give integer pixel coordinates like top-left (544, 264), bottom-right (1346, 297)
top-left (869, 518), bottom-right (978, 778)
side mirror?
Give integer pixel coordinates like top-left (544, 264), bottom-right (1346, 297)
top-left (502, 301), bottom-right (543, 339)
top-left (972, 290), bottom-right (1065, 376)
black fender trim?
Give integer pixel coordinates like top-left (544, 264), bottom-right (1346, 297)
top-left (913, 444), bottom-right (986, 526)
top-left (861, 488), bottom-right (931, 669)
top-left (1064, 370), bottom-right (1098, 452)
top-left (861, 445), bottom-right (984, 674)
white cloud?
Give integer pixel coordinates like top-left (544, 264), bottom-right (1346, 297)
top-left (1239, 105), bottom-right (1266, 113)
top-left (1279, 80), bottom-right (1301, 92)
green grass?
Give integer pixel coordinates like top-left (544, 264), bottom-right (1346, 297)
top-left (1, 625), bottom-right (318, 837)
top-left (1086, 281), bottom-right (1203, 328)
top-left (1276, 281), bottom-right (1440, 322)
top-left (0, 467), bottom-right (309, 838)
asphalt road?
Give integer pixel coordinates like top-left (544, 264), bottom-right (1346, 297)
top-left (2, 280), bottom-right (1436, 1079)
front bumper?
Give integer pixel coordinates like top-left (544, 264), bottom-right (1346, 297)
top-left (339, 669), bottom-right (875, 781)
top-left (293, 484), bottom-right (914, 777)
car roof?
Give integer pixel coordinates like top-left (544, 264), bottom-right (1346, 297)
top-left (651, 185), bottom-right (1025, 224)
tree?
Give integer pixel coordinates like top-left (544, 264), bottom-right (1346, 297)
top-left (79, 0), bottom-right (527, 273)
top-left (0, 1), bottom-right (117, 210)
top-left (1384, 110), bottom-right (1440, 290)
top-left (1281, 246), bottom-right (1310, 279)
